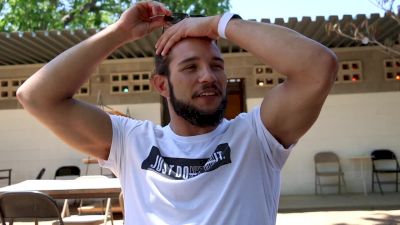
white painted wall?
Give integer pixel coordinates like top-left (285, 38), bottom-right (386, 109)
top-left (1, 92), bottom-right (399, 195)
top-left (248, 91), bottom-right (400, 195)
top-left (0, 102), bottom-right (161, 187)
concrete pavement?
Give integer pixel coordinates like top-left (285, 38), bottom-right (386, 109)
top-left (277, 210), bottom-right (400, 225)
top-left (9, 192), bottom-right (400, 225)
top-left (279, 192), bottom-right (400, 212)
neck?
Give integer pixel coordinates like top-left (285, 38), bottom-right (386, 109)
top-left (168, 110), bottom-right (219, 136)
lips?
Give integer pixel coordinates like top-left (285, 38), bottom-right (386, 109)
top-left (193, 88), bottom-right (222, 98)
top-left (199, 91), bottom-right (218, 96)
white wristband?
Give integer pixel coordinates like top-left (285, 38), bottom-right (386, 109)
top-left (217, 12), bottom-right (239, 39)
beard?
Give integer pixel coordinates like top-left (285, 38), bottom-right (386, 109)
top-left (168, 81), bottom-right (227, 128)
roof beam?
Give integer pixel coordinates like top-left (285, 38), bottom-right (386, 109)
top-left (0, 35), bottom-right (41, 64)
top-left (16, 33), bottom-right (56, 59)
top-left (2, 33), bottom-right (48, 62)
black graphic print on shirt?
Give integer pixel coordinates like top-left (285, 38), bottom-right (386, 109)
top-left (141, 143), bottom-right (231, 180)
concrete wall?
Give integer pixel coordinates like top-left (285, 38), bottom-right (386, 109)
top-left (0, 103), bottom-right (160, 186)
top-left (2, 92), bottom-right (398, 194)
top-left (1, 46), bottom-right (400, 195)
top-left (249, 91), bottom-right (400, 194)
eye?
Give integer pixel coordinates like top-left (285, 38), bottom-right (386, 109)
top-left (182, 64), bottom-right (197, 71)
top-left (211, 63), bottom-right (224, 70)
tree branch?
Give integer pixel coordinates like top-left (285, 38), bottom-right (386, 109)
top-left (326, 0), bottom-right (400, 57)
top-left (62, 0), bottom-right (98, 26)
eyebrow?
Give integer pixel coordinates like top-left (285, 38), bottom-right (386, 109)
top-left (177, 56), bottom-right (224, 66)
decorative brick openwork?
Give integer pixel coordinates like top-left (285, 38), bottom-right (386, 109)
top-left (0, 78), bottom-right (25, 100)
top-left (0, 78), bottom-right (89, 100)
top-left (337, 61), bottom-right (363, 83)
top-left (76, 82), bottom-right (90, 96)
top-left (252, 65), bottom-right (286, 87)
top-left (383, 58), bottom-right (400, 81)
top-left (110, 72), bottom-right (151, 94)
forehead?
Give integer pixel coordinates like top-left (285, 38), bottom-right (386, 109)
top-left (168, 38), bottom-right (222, 66)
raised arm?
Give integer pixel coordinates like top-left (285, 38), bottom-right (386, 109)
top-left (16, 2), bottom-right (171, 160)
top-left (226, 20), bottom-right (338, 147)
top-left (156, 14), bottom-right (338, 147)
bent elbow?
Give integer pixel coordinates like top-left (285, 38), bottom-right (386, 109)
top-left (16, 83), bottom-right (41, 112)
top-left (324, 49), bottom-right (339, 83)
top-left (316, 48), bottom-right (338, 89)
top-left (16, 85), bottom-right (29, 108)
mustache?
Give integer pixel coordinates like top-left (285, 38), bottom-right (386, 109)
top-left (192, 83), bottom-right (223, 98)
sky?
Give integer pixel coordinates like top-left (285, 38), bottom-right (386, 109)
top-left (229, 0), bottom-right (386, 22)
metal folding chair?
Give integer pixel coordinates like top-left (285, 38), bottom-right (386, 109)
top-left (54, 166), bottom-right (80, 180)
top-left (0, 191), bottom-right (64, 225)
top-left (314, 151), bottom-right (346, 194)
top-left (35, 168), bottom-right (46, 180)
top-left (371, 149), bottom-right (400, 195)
top-left (0, 190), bottom-right (112, 225)
top-left (0, 169), bottom-right (11, 186)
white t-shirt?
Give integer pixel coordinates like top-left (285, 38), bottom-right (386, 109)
top-left (99, 106), bottom-right (293, 225)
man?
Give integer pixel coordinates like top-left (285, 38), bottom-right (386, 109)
top-left (17, 1), bottom-right (337, 225)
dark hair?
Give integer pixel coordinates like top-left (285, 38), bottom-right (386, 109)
top-left (153, 38), bottom-right (219, 78)
top-left (154, 54), bottom-right (171, 77)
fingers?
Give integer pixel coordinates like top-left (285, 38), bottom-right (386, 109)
top-left (151, 3), bottom-right (165, 17)
top-left (119, 1), bottom-right (170, 39)
top-left (144, 1), bottom-right (171, 32)
top-left (146, 1), bottom-right (171, 18)
top-left (155, 22), bottom-right (186, 56)
top-left (155, 16), bottom-right (219, 56)
top-left (156, 27), bottom-right (185, 56)
top-left (155, 18), bottom-right (197, 56)
top-left (148, 16), bottom-right (168, 32)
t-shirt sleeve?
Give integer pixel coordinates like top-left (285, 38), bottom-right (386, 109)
top-left (98, 114), bottom-right (135, 177)
top-left (247, 106), bottom-right (295, 170)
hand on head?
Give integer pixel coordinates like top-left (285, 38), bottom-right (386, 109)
top-left (116, 1), bottom-right (171, 41)
top-left (155, 15), bottom-right (221, 56)
top-left (115, 1), bottom-right (220, 56)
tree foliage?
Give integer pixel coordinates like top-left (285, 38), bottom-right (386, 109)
top-left (160, 0), bottom-right (230, 16)
top-left (0, 0), bottom-right (230, 32)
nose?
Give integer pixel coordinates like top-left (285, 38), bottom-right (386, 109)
top-left (198, 67), bottom-right (218, 83)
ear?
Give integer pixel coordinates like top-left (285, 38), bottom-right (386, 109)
top-left (151, 74), bottom-right (169, 98)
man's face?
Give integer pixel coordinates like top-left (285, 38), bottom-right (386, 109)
top-left (167, 38), bottom-right (227, 127)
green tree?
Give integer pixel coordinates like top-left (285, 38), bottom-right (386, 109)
top-left (160, 0), bottom-right (230, 16)
top-left (0, 0), bottom-right (230, 32)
